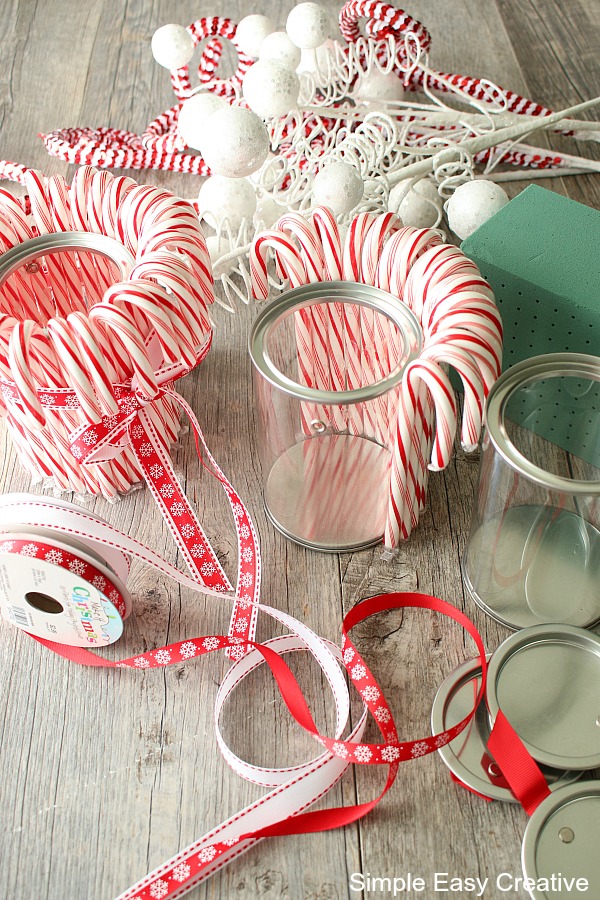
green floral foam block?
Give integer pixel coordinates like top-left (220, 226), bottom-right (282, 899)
top-left (461, 184), bottom-right (600, 468)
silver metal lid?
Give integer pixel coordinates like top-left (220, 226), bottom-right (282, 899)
top-left (484, 353), bottom-right (600, 497)
top-left (0, 231), bottom-right (135, 286)
top-left (249, 281), bottom-right (422, 405)
top-left (487, 625), bottom-right (600, 770)
top-left (522, 780), bottom-right (600, 899)
top-left (431, 656), bottom-right (580, 802)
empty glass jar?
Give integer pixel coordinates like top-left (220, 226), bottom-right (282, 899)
top-left (463, 353), bottom-right (600, 630)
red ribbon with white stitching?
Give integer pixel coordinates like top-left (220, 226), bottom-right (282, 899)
top-left (0, 382), bottom-right (550, 899)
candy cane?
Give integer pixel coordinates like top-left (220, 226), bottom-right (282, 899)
top-left (422, 343), bottom-right (485, 451)
top-left (360, 212), bottom-right (402, 445)
top-left (310, 207), bottom-right (349, 430)
top-left (385, 357), bottom-right (457, 545)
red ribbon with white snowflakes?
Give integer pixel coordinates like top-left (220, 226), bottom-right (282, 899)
top-left (0, 369), bottom-right (551, 898)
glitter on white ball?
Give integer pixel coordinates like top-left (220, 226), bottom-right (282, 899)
top-left (388, 178), bottom-right (441, 229)
top-left (151, 24), bottom-right (194, 70)
top-left (243, 60), bottom-right (300, 119)
top-left (198, 106), bottom-right (270, 178)
top-left (355, 70), bottom-right (405, 102)
top-left (254, 195), bottom-right (288, 230)
top-left (198, 175), bottom-right (257, 230)
top-left (312, 162), bottom-right (364, 217)
top-left (259, 31), bottom-right (301, 69)
top-left (236, 14), bottom-right (275, 58)
top-left (205, 235), bottom-right (236, 278)
top-left (286, 2), bottom-right (330, 50)
top-left (446, 179), bottom-right (510, 240)
top-left (178, 93), bottom-right (227, 150)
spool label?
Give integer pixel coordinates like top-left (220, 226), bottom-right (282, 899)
top-left (0, 542), bottom-right (124, 646)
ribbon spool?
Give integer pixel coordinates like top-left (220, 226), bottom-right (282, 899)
top-left (0, 494), bottom-right (132, 646)
top-left (0, 165), bottom-right (214, 500)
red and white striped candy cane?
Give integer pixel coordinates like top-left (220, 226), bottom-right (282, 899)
top-left (170, 17), bottom-right (253, 101)
top-left (360, 212), bottom-right (402, 445)
top-left (310, 207), bottom-right (349, 428)
top-left (342, 213), bottom-right (379, 435)
top-left (422, 343), bottom-right (485, 452)
top-left (385, 357), bottom-right (457, 545)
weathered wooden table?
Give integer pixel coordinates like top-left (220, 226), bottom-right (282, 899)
top-left (1, 1), bottom-right (599, 898)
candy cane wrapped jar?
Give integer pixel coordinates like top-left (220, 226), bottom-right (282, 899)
top-left (250, 208), bottom-right (503, 549)
top-left (0, 166), bottom-right (214, 499)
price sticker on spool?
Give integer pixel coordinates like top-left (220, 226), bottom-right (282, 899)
top-left (0, 532), bottom-right (131, 646)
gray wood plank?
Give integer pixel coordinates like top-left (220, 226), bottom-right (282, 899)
top-left (0, 0), bottom-right (598, 898)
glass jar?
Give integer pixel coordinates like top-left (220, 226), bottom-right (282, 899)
top-left (249, 281), bottom-right (422, 551)
top-left (463, 353), bottom-right (600, 630)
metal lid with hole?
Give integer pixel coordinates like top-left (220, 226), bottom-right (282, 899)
top-left (487, 625), bottom-right (600, 770)
top-left (431, 656), bottom-right (580, 802)
top-left (522, 781), bottom-right (600, 899)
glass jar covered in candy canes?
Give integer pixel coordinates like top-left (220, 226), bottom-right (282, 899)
top-left (249, 207), bottom-right (502, 550)
top-left (0, 166), bottom-right (214, 499)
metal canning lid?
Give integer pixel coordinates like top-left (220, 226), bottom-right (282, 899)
top-left (484, 352), bottom-right (600, 497)
top-left (521, 781), bottom-right (600, 899)
top-left (431, 656), bottom-right (580, 802)
top-left (0, 231), bottom-right (135, 286)
top-left (249, 281), bottom-right (422, 405)
top-left (486, 625), bottom-right (600, 770)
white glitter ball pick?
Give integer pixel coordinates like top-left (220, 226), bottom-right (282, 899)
top-left (446, 179), bottom-right (510, 240)
top-left (254, 195), bottom-right (288, 230)
top-left (355, 70), bottom-right (405, 102)
top-left (236, 14), bottom-right (276, 58)
top-left (151, 24), bottom-right (194, 70)
top-left (198, 175), bottom-right (257, 230)
top-left (312, 162), bottom-right (364, 217)
top-left (259, 31), bottom-right (302, 69)
top-left (243, 60), bottom-right (300, 119)
top-left (198, 106), bottom-right (270, 178)
top-left (178, 93), bottom-right (227, 150)
top-left (389, 178), bottom-right (441, 228)
top-left (286, 2), bottom-right (330, 50)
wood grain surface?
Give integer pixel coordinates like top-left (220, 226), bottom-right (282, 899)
top-left (0, 1), bottom-right (598, 898)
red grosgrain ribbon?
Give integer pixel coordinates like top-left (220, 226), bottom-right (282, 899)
top-left (487, 710), bottom-right (551, 816)
top-left (0, 392), bottom-right (549, 898)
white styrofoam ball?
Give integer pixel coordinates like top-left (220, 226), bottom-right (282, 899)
top-left (388, 178), bottom-right (441, 228)
top-left (198, 106), bottom-right (270, 178)
top-left (446, 179), bottom-right (510, 240)
top-left (355, 70), bottom-right (405, 102)
top-left (259, 31), bottom-right (302, 69)
top-left (236, 14), bottom-right (275, 58)
top-left (254, 195), bottom-right (288, 230)
top-left (243, 60), bottom-right (300, 119)
top-left (198, 175), bottom-right (257, 230)
top-left (286, 2), bottom-right (330, 50)
top-left (205, 235), bottom-right (236, 278)
top-left (151, 24), bottom-right (194, 70)
top-left (178, 93), bottom-right (227, 149)
top-left (296, 41), bottom-right (333, 78)
top-left (312, 162), bottom-right (364, 217)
